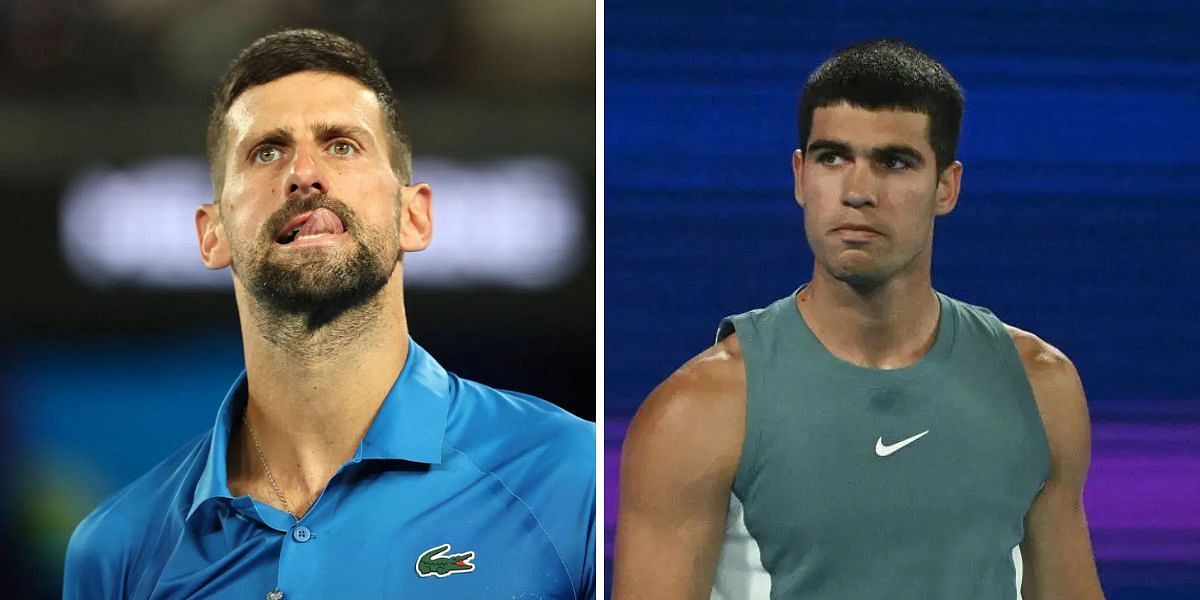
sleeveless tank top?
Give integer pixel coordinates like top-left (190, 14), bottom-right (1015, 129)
top-left (709, 290), bottom-right (1050, 600)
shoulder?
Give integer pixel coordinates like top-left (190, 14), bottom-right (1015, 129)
top-left (446, 376), bottom-right (594, 473)
top-left (1004, 324), bottom-right (1082, 394)
top-left (442, 375), bottom-right (594, 510)
top-left (639, 333), bottom-right (746, 432)
top-left (63, 432), bottom-right (211, 596)
top-left (442, 377), bottom-right (595, 592)
top-left (1003, 325), bottom-right (1092, 476)
top-left (624, 334), bottom-right (746, 489)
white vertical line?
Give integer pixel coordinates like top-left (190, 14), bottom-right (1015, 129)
top-left (594, 0), bottom-right (606, 598)
top-left (1012, 544), bottom-right (1024, 600)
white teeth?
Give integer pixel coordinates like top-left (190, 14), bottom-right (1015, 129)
top-left (295, 233), bottom-right (333, 241)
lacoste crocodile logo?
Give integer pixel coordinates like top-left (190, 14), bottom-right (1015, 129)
top-left (415, 543), bottom-right (476, 577)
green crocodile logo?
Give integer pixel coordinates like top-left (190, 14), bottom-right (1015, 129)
top-left (415, 543), bottom-right (476, 577)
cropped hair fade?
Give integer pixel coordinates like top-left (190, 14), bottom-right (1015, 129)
top-left (798, 39), bottom-right (964, 173)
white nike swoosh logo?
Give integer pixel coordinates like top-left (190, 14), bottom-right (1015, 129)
top-left (875, 430), bottom-right (930, 457)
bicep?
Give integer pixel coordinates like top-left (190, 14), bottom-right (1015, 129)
top-left (1016, 342), bottom-right (1105, 599)
top-left (613, 426), bottom-right (733, 599)
top-left (611, 359), bottom-right (745, 600)
top-left (1021, 476), bottom-right (1103, 599)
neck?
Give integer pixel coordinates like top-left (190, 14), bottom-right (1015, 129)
top-left (227, 267), bottom-right (410, 516)
top-left (797, 263), bottom-right (940, 369)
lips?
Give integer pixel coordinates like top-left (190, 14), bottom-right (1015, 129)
top-left (832, 224), bottom-right (882, 235)
top-left (275, 207), bottom-right (346, 244)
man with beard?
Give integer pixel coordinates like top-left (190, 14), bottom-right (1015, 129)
top-left (612, 40), bottom-right (1104, 599)
top-left (63, 29), bottom-right (594, 599)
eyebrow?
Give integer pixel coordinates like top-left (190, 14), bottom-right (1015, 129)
top-left (871, 143), bottom-right (925, 167)
top-left (806, 139), bottom-right (851, 156)
top-left (242, 122), bottom-right (374, 155)
top-left (311, 122), bottom-right (373, 145)
top-left (245, 127), bottom-right (295, 153)
top-left (806, 139), bottom-right (927, 167)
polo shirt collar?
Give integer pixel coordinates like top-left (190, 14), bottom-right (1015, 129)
top-left (357, 339), bottom-right (450, 463)
top-left (187, 338), bottom-right (451, 521)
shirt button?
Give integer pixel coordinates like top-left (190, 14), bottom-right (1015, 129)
top-left (292, 526), bottom-right (312, 543)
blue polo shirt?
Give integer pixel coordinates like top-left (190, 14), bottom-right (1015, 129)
top-left (63, 340), bottom-right (595, 599)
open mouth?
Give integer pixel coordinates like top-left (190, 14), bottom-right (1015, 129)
top-left (275, 207), bottom-right (346, 244)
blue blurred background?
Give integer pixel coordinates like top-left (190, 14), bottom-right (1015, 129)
top-left (605, 1), bottom-right (1199, 598)
top-left (0, 1), bottom-right (594, 597)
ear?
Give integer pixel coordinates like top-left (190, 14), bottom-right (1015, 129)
top-left (195, 203), bottom-right (232, 269)
top-left (792, 149), bottom-right (805, 208)
top-left (934, 160), bottom-right (963, 216)
top-left (399, 183), bottom-right (433, 252)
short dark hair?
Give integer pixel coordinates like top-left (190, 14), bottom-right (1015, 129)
top-left (206, 28), bottom-right (412, 195)
top-left (797, 39), bottom-right (964, 173)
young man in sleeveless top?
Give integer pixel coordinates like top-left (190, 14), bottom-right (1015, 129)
top-left (612, 40), bottom-right (1105, 599)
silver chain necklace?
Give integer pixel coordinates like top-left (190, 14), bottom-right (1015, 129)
top-left (242, 412), bottom-right (301, 524)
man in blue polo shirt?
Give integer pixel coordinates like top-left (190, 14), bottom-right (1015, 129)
top-left (63, 29), bottom-right (594, 599)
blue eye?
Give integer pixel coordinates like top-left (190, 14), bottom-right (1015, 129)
top-left (254, 147), bottom-right (280, 164)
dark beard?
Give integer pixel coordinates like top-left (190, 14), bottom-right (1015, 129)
top-left (230, 194), bottom-right (401, 327)
top-left (252, 240), bottom-right (391, 319)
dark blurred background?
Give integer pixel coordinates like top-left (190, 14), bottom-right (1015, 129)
top-left (605, 1), bottom-right (1199, 599)
top-left (0, 1), bottom-right (594, 596)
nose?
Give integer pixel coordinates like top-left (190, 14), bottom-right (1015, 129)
top-left (841, 161), bottom-right (876, 209)
top-left (843, 195), bottom-right (874, 209)
top-left (284, 149), bottom-right (330, 197)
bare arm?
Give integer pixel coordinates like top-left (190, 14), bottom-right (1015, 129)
top-left (1009, 327), bottom-right (1105, 599)
top-left (611, 336), bottom-right (747, 600)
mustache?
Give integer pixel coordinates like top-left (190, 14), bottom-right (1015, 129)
top-left (262, 193), bottom-right (358, 242)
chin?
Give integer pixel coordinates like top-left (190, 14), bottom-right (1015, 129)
top-left (833, 271), bottom-right (886, 288)
top-left (247, 244), bottom-right (394, 314)
top-left (257, 273), bottom-right (390, 315)
top-left (826, 259), bottom-right (889, 289)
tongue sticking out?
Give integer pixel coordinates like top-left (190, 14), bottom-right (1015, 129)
top-left (295, 208), bottom-right (345, 238)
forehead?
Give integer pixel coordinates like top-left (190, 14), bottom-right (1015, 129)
top-left (808, 103), bottom-right (932, 153)
top-left (224, 71), bottom-right (385, 145)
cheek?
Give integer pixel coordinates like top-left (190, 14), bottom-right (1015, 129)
top-left (222, 199), bottom-right (270, 245)
top-left (227, 216), bottom-right (256, 248)
top-left (802, 168), bottom-right (845, 204)
top-left (890, 187), bottom-right (939, 237)
top-left (359, 185), bottom-right (403, 232)
top-left (882, 176), bottom-right (932, 207)
top-left (226, 160), bottom-right (285, 195)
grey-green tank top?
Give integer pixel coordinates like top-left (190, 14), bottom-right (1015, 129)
top-left (710, 291), bottom-right (1050, 600)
